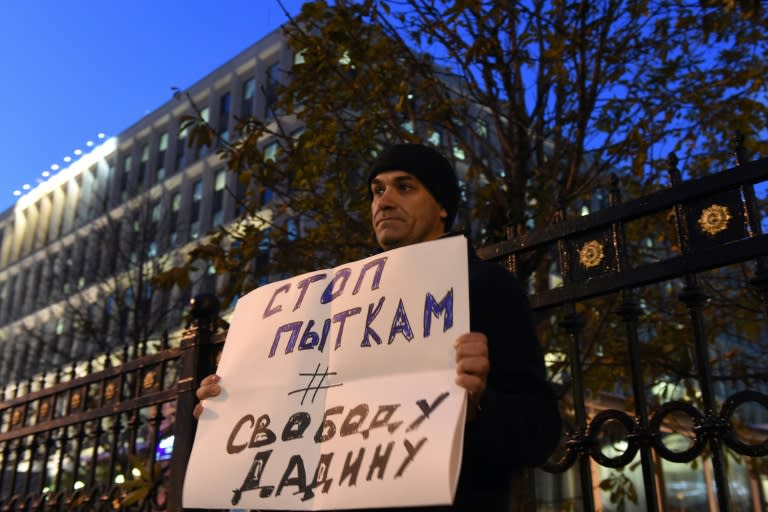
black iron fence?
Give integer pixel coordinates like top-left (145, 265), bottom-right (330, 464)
top-left (478, 151), bottom-right (768, 511)
top-left (0, 154), bottom-right (766, 510)
top-left (0, 296), bottom-right (226, 511)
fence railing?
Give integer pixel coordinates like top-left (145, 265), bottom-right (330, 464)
top-left (478, 153), bottom-right (768, 511)
top-left (0, 295), bottom-right (226, 511)
top-left (0, 155), bottom-right (766, 510)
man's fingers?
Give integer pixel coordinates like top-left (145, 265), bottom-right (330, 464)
top-left (454, 333), bottom-right (488, 359)
top-left (195, 374), bottom-right (222, 400)
top-left (454, 333), bottom-right (490, 400)
top-left (457, 356), bottom-right (490, 378)
top-left (194, 374), bottom-right (222, 421)
top-left (201, 374), bottom-right (221, 386)
top-left (455, 373), bottom-right (486, 396)
top-left (196, 383), bottom-right (221, 401)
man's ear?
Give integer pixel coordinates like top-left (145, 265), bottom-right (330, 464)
top-left (439, 207), bottom-right (447, 219)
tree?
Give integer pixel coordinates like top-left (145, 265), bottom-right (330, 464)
top-left (166, 2), bottom-right (767, 506)
top-left (172, 0), bottom-right (766, 288)
top-left (169, 0), bottom-right (768, 399)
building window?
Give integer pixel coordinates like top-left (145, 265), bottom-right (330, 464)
top-left (130, 216), bottom-right (140, 264)
top-left (287, 218), bottom-right (299, 241)
top-left (152, 201), bottom-right (162, 223)
top-left (138, 143), bottom-right (149, 189)
top-left (219, 93), bottom-right (231, 143)
top-left (33, 199), bottom-right (48, 248)
top-left (149, 201), bottom-right (161, 256)
top-left (452, 117), bottom-right (467, 139)
top-left (85, 166), bottom-right (100, 220)
top-left (212, 169), bottom-right (226, 228)
top-left (169, 192), bottom-right (181, 246)
top-left (157, 132), bottom-right (168, 182)
top-left (261, 188), bottom-right (274, 205)
top-left (175, 125), bottom-right (187, 172)
top-left (3, 276), bottom-right (16, 321)
top-left (55, 318), bottom-right (65, 336)
top-left (121, 155), bottom-right (132, 201)
top-left (196, 107), bottom-right (210, 160)
top-left (264, 62), bottom-right (280, 120)
top-left (189, 180), bottom-right (203, 240)
top-left (242, 77), bottom-right (255, 118)
top-left (61, 247), bottom-right (73, 294)
top-left (474, 119), bottom-right (488, 139)
top-left (33, 263), bottom-right (44, 306)
top-left (264, 141), bottom-right (278, 162)
top-left (338, 49), bottom-right (352, 66)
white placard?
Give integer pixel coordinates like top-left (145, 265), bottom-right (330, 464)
top-left (183, 236), bottom-right (470, 510)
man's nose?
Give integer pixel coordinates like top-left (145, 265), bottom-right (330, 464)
top-left (376, 186), bottom-right (397, 205)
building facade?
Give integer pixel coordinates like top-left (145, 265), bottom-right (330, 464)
top-left (0, 28), bottom-right (294, 386)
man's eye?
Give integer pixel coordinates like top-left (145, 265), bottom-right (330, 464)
top-left (372, 187), bottom-right (384, 195)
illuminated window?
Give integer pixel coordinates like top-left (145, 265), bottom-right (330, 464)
top-left (196, 108), bottom-right (210, 160)
top-left (474, 119), bottom-right (488, 138)
top-left (175, 124), bottom-right (187, 172)
top-left (212, 170), bottom-right (226, 227)
top-left (338, 50), bottom-right (351, 66)
top-left (190, 180), bottom-right (203, 240)
top-left (241, 77), bottom-right (255, 118)
top-left (169, 192), bottom-right (181, 246)
top-left (156, 132), bottom-right (168, 182)
top-left (264, 141), bottom-right (278, 162)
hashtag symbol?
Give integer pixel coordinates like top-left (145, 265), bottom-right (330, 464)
top-left (288, 364), bottom-right (343, 405)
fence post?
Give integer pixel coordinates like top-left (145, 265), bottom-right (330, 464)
top-left (167, 294), bottom-right (222, 511)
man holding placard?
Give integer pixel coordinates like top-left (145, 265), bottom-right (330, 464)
top-left (190, 143), bottom-right (561, 511)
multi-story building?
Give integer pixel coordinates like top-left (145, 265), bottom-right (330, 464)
top-left (0, 28), bottom-right (295, 386)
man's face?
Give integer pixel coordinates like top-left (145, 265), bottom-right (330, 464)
top-left (370, 170), bottom-right (447, 250)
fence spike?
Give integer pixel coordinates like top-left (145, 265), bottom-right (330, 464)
top-left (733, 131), bottom-right (746, 166)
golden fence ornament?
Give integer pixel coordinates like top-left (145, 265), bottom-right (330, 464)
top-left (698, 204), bottom-right (731, 236)
top-left (578, 240), bottom-right (605, 269)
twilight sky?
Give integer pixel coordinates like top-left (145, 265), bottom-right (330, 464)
top-left (0, 0), bottom-right (308, 213)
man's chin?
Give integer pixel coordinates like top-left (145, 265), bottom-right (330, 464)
top-left (375, 233), bottom-right (406, 251)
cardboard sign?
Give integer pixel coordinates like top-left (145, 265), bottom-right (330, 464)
top-left (183, 236), bottom-right (470, 510)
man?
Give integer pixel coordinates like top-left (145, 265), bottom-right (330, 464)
top-left (195, 143), bottom-right (561, 511)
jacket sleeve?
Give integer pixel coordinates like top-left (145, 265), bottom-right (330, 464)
top-left (463, 260), bottom-right (561, 473)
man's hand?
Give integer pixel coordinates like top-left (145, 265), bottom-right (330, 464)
top-left (193, 374), bottom-right (222, 419)
top-left (454, 332), bottom-right (489, 404)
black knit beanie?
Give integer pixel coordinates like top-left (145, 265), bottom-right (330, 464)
top-left (368, 143), bottom-right (460, 229)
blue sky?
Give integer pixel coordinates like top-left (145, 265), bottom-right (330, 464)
top-left (0, 0), bottom-right (308, 213)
